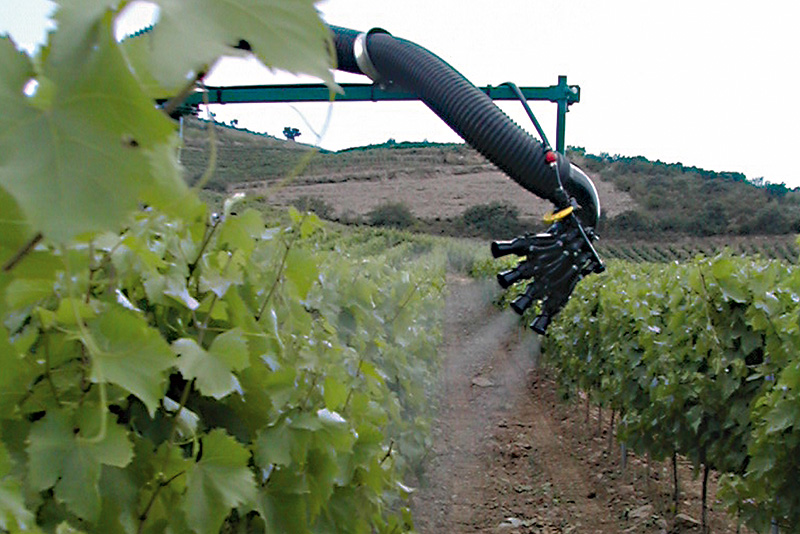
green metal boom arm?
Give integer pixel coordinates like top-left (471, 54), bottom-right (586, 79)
top-left (181, 76), bottom-right (579, 153)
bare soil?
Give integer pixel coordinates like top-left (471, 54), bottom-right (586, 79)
top-left (410, 275), bottom-right (748, 534)
top-left (230, 165), bottom-right (635, 222)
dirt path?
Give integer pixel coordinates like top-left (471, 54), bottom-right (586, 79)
top-left (411, 275), bottom-right (613, 533)
top-left (410, 276), bottom-right (741, 534)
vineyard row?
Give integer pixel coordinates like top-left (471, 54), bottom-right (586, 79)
top-left (542, 255), bottom-right (800, 533)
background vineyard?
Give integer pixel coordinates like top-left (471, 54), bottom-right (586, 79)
top-left (528, 255), bottom-right (800, 533)
top-left (599, 236), bottom-right (799, 264)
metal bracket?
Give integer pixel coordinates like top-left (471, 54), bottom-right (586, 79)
top-left (354, 28), bottom-right (391, 84)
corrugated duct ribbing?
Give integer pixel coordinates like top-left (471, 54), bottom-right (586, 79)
top-left (329, 25), bottom-right (570, 210)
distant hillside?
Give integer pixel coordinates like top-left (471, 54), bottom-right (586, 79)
top-left (569, 148), bottom-right (800, 238)
top-left (180, 118), bottom-right (489, 191)
top-left (181, 118), bottom-right (800, 239)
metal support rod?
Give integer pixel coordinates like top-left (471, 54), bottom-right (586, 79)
top-left (555, 75), bottom-right (573, 155)
top-left (176, 77), bottom-right (580, 153)
top-left (181, 80), bottom-right (580, 106)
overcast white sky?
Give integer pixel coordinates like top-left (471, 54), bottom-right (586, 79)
top-left (2, 0), bottom-right (799, 186)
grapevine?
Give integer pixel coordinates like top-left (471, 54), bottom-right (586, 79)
top-left (540, 254), bottom-right (800, 533)
top-left (0, 2), bottom-right (445, 532)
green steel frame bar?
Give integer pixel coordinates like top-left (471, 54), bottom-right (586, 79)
top-left (184, 76), bottom-right (579, 153)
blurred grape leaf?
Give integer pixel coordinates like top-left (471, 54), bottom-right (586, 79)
top-left (27, 410), bottom-right (133, 522)
top-left (183, 429), bottom-right (256, 534)
top-left (0, 25), bottom-right (185, 242)
top-left (134, 0), bottom-right (335, 92)
top-left (0, 440), bottom-right (33, 530)
top-left (88, 307), bottom-right (177, 416)
top-left (174, 328), bottom-right (249, 399)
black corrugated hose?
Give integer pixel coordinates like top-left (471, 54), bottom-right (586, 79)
top-left (330, 25), bottom-right (576, 215)
top-left (329, 25), bottom-right (604, 332)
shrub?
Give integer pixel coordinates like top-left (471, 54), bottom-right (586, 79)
top-left (291, 195), bottom-right (334, 219)
top-left (606, 210), bottom-right (656, 236)
top-left (688, 201), bottom-right (728, 236)
top-left (366, 202), bottom-right (416, 229)
top-left (460, 201), bottom-right (523, 238)
top-left (738, 204), bottom-right (794, 235)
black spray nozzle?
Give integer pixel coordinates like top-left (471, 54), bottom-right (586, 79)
top-left (497, 260), bottom-right (537, 289)
top-left (491, 237), bottom-right (530, 258)
top-left (491, 233), bottom-right (559, 259)
top-left (510, 280), bottom-right (544, 315)
top-left (492, 215), bottom-right (604, 334)
top-left (497, 269), bottom-right (521, 289)
top-left (531, 314), bottom-right (551, 335)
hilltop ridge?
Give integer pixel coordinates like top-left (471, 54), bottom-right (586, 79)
top-left (181, 117), bottom-right (800, 240)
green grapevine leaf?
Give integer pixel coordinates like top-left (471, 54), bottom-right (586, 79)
top-left (27, 410), bottom-right (133, 522)
top-left (174, 328), bottom-right (249, 399)
top-left (56, 522), bottom-right (88, 534)
top-left (711, 258), bottom-right (748, 303)
top-left (0, 23), bottom-right (186, 242)
top-left (88, 307), bottom-right (177, 416)
top-left (0, 441), bottom-right (34, 531)
top-left (216, 209), bottom-right (264, 255)
top-left (54, 297), bottom-right (98, 325)
top-left (0, 331), bottom-right (35, 419)
top-left (44, 0), bottom-right (117, 79)
top-left (143, 134), bottom-right (206, 222)
top-left (0, 477), bottom-right (32, 532)
top-left (306, 447), bottom-right (338, 518)
top-left (198, 250), bottom-right (244, 298)
top-left (0, 187), bottom-right (34, 267)
top-left (323, 376), bottom-right (348, 411)
top-left (4, 279), bottom-right (53, 310)
top-left (764, 398), bottom-right (798, 434)
top-left (285, 247), bottom-right (318, 299)
top-left (299, 212), bottom-right (324, 238)
top-left (120, 34), bottom-right (175, 100)
top-left (257, 490), bottom-right (308, 534)
top-left (0, 38), bottom-right (34, 113)
top-left (183, 429), bottom-right (256, 534)
top-left (254, 420), bottom-right (293, 468)
top-left (134, 0), bottom-right (335, 92)
top-left (163, 270), bottom-right (201, 311)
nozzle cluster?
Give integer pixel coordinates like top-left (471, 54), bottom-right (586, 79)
top-left (491, 217), bottom-right (604, 334)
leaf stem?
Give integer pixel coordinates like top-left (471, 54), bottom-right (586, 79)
top-left (137, 470), bottom-right (187, 534)
top-left (42, 333), bottom-right (62, 407)
top-left (190, 84), bottom-right (219, 192)
top-left (256, 232), bottom-right (297, 321)
top-left (197, 294), bottom-right (217, 347)
top-left (2, 233), bottom-right (43, 273)
top-left (380, 440), bottom-right (394, 465)
top-left (388, 282), bottom-right (421, 324)
top-left (196, 252), bottom-right (233, 345)
top-left (161, 70), bottom-right (206, 118)
top-left (343, 360), bottom-right (364, 410)
top-left (188, 216), bottom-right (221, 279)
top-left (301, 374), bottom-right (319, 410)
top-left (79, 381), bottom-right (108, 444)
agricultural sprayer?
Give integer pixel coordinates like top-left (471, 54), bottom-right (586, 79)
top-left (180, 25), bottom-right (606, 332)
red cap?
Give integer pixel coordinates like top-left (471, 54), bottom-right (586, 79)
top-left (545, 151), bottom-right (557, 164)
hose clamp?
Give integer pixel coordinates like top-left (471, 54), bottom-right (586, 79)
top-left (354, 28), bottom-right (390, 83)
